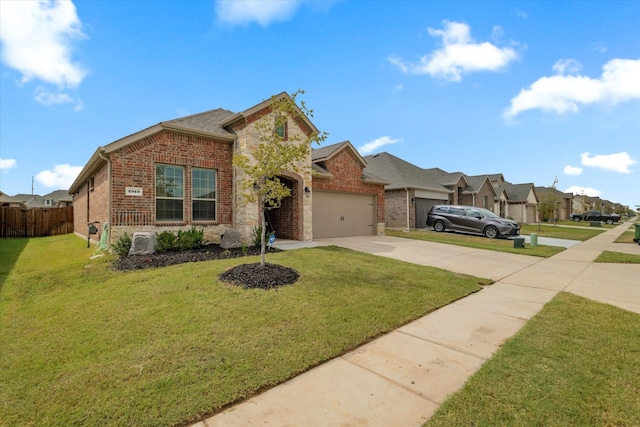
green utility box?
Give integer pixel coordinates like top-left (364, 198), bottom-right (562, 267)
top-left (513, 237), bottom-right (525, 248)
top-left (530, 233), bottom-right (538, 247)
top-left (590, 221), bottom-right (602, 227)
top-left (633, 224), bottom-right (640, 244)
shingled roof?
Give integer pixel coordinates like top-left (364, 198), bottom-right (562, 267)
top-left (162, 108), bottom-right (236, 137)
top-left (363, 152), bottom-right (451, 193)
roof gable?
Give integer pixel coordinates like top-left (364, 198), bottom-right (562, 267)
top-left (220, 92), bottom-right (319, 136)
top-left (312, 141), bottom-right (366, 168)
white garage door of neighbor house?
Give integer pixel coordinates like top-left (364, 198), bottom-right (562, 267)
top-left (313, 191), bottom-right (376, 238)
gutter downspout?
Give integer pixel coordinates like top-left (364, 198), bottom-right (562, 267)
top-left (405, 187), bottom-right (410, 232)
top-left (97, 147), bottom-right (111, 247)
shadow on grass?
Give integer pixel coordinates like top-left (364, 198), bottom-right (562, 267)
top-left (0, 238), bottom-right (29, 295)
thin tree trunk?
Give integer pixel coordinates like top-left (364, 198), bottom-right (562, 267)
top-left (260, 202), bottom-right (266, 267)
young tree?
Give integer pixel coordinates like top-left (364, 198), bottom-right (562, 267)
top-left (233, 90), bottom-right (327, 267)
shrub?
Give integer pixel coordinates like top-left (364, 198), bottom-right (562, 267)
top-left (156, 231), bottom-right (177, 252)
top-left (112, 233), bottom-right (132, 258)
top-left (253, 226), bottom-right (274, 247)
top-left (176, 227), bottom-right (204, 250)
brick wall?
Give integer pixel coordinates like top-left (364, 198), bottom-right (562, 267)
top-left (384, 189), bottom-right (412, 228)
top-left (459, 180), bottom-right (497, 211)
top-left (72, 164), bottom-right (109, 242)
top-left (75, 129), bottom-right (236, 245)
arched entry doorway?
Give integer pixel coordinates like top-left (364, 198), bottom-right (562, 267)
top-left (264, 174), bottom-right (303, 240)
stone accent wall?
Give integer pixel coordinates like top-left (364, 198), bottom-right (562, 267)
top-left (232, 107), bottom-right (314, 241)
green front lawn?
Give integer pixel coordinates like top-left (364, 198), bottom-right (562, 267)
top-left (0, 235), bottom-right (483, 427)
top-left (426, 292), bottom-right (640, 426)
top-left (595, 250), bottom-right (640, 264)
top-left (386, 229), bottom-right (564, 257)
top-left (519, 223), bottom-right (606, 240)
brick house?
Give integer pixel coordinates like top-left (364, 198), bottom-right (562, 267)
top-left (69, 93), bottom-right (386, 247)
top-left (488, 174), bottom-right (539, 223)
top-left (362, 152), bottom-right (499, 229)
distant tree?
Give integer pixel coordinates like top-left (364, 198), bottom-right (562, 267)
top-left (537, 177), bottom-right (562, 229)
top-left (233, 90), bottom-right (327, 267)
top-left (538, 191), bottom-right (561, 224)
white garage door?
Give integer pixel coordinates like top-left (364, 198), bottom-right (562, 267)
top-left (313, 191), bottom-right (376, 238)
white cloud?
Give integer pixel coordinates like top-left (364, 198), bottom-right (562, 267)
top-left (388, 20), bottom-right (519, 82)
top-left (580, 151), bottom-right (636, 174)
top-left (0, 0), bottom-right (87, 88)
top-left (215, 0), bottom-right (302, 26)
top-left (35, 164), bottom-right (83, 189)
top-left (563, 165), bottom-right (583, 176)
top-left (0, 158), bottom-right (17, 170)
top-left (564, 185), bottom-right (601, 198)
top-left (552, 59), bottom-right (581, 75)
top-left (34, 87), bottom-right (73, 105)
top-left (591, 42), bottom-right (608, 54)
top-left (504, 58), bottom-right (640, 118)
top-left (358, 136), bottom-right (400, 155)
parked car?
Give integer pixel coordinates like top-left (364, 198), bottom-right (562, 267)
top-left (427, 205), bottom-right (520, 239)
top-left (570, 210), bottom-right (621, 224)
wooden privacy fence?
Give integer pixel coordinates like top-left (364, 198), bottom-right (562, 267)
top-left (0, 206), bottom-right (74, 238)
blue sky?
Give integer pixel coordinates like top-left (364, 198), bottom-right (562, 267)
top-left (1, 0), bottom-right (639, 208)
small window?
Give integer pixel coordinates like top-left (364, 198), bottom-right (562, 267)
top-left (45, 199), bottom-right (53, 206)
top-left (156, 164), bottom-right (184, 221)
top-left (274, 116), bottom-right (288, 140)
top-left (192, 168), bottom-right (216, 221)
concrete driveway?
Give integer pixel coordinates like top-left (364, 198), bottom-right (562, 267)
top-left (318, 235), bottom-right (543, 282)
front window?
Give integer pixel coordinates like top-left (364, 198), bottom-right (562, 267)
top-left (192, 168), bottom-right (216, 221)
top-left (156, 164), bottom-right (184, 221)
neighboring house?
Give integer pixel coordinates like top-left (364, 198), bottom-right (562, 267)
top-left (0, 192), bottom-right (27, 207)
top-left (363, 152), bottom-right (498, 229)
top-left (534, 186), bottom-right (573, 220)
top-left (458, 174), bottom-right (497, 210)
top-left (311, 141), bottom-right (387, 237)
top-left (494, 179), bottom-right (539, 223)
top-left (363, 152), bottom-right (452, 229)
top-left (0, 190), bottom-right (72, 208)
top-left (69, 93), bottom-right (386, 247)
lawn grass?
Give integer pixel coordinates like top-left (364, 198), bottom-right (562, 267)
top-left (519, 223), bottom-right (607, 240)
top-left (385, 229), bottom-right (564, 257)
top-left (594, 250), bottom-right (640, 264)
top-left (0, 234), bottom-right (483, 427)
top-left (426, 292), bottom-right (640, 426)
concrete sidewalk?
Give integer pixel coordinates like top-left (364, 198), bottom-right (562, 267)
top-left (195, 221), bottom-right (639, 427)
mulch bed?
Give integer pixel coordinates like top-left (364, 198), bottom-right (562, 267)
top-left (112, 244), bottom-right (299, 289)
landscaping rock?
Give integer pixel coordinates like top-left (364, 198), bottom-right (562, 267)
top-left (221, 229), bottom-right (243, 249)
top-left (129, 232), bottom-right (157, 256)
